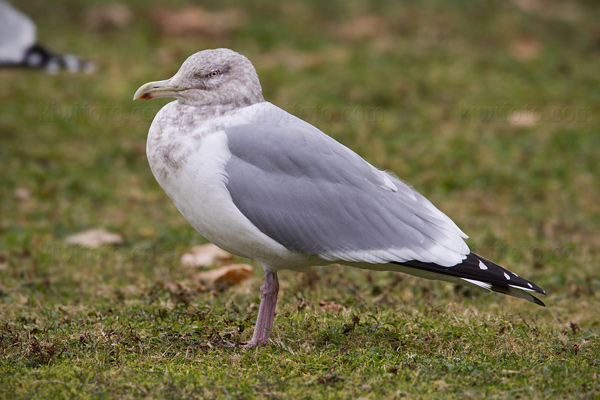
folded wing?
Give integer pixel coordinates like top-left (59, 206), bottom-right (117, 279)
top-left (224, 110), bottom-right (469, 267)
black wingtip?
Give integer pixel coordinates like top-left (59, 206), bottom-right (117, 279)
top-left (394, 252), bottom-right (548, 306)
top-left (532, 295), bottom-right (546, 307)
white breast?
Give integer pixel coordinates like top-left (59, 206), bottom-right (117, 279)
top-left (146, 102), bottom-right (316, 270)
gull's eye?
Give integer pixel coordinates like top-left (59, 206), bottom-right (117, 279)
top-left (206, 70), bottom-right (221, 78)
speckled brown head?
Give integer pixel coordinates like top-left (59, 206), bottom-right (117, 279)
top-left (134, 48), bottom-right (264, 108)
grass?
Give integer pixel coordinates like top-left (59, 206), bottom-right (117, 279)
top-left (1, 0), bottom-right (599, 398)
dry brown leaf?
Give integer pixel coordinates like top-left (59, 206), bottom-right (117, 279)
top-left (84, 3), bottom-right (133, 31)
top-left (509, 38), bottom-right (541, 61)
top-left (319, 300), bottom-right (344, 312)
top-left (334, 15), bottom-right (388, 42)
top-left (151, 6), bottom-right (246, 37)
top-left (194, 264), bottom-right (253, 285)
top-left (13, 187), bottom-right (31, 201)
top-left (65, 228), bottom-right (123, 248)
top-left (508, 111), bottom-right (539, 127)
top-left (180, 243), bottom-right (233, 267)
top-left (512, 0), bottom-right (544, 14)
top-left (435, 379), bottom-right (450, 390)
top-left (512, 0), bottom-right (583, 22)
top-left (137, 227), bottom-right (155, 239)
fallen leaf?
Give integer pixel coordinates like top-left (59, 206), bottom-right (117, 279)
top-left (509, 38), bottom-right (541, 61)
top-left (65, 228), bottom-right (123, 248)
top-left (434, 379), bottom-right (450, 390)
top-left (194, 264), bottom-right (253, 285)
top-left (512, 0), bottom-right (583, 22)
top-left (180, 243), bottom-right (233, 267)
top-left (137, 227), bottom-right (155, 239)
top-left (512, 0), bottom-right (544, 14)
top-left (151, 6), bottom-right (246, 37)
top-left (84, 3), bottom-right (133, 31)
top-left (507, 111), bottom-right (539, 127)
top-left (319, 300), bottom-right (344, 312)
top-left (13, 187), bottom-right (31, 201)
top-left (334, 15), bottom-right (388, 42)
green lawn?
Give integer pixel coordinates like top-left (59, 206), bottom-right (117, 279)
top-left (1, 0), bottom-right (599, 398)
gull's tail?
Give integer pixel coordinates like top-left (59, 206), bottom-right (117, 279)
top-left (392, 253), bottom-right (547, 306)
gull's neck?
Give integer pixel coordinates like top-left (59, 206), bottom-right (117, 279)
top-left (150, 100), bottom-right (271, 145)
top-left (175, 101), bottom-right (252, 121)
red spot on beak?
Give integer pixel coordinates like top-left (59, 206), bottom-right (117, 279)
top-left (141, 93), bottom-right (153, 100)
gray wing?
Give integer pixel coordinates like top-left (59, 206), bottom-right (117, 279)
top-left (0, 2), bottom-right (36, 64)
top-left (224, 119), bottom-right (469, 267)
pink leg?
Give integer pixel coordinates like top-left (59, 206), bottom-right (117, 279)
top-left (244, 269), bottom-right (279, 347)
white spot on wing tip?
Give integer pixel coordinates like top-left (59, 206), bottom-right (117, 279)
top-left (503, 272), bottom-right (511, 280)
top-left (527, 282), bottom-right (533, 288)
top-left (478, 260), bottom-right (488, 270)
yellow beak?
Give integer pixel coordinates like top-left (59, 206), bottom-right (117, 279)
top-left (133, 79), bottom-right (185, 100)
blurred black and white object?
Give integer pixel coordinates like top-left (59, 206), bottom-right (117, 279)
top-left (0, 1), bottom-right (94, 73)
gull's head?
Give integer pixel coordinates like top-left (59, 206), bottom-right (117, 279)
top-left (133, 48), bottom-right (264, 107)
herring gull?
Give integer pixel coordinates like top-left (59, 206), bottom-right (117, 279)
top-left (134, 48), bottom-right (546, 347)
top-left (0, 1), bottom-right (94, 73)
